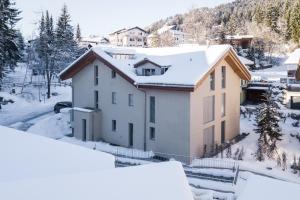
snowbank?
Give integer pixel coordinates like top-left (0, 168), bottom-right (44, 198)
top-left (0, 161), bottom-right (194, 200)
top-left (238, 174), bottom-right (300, 200)
top-left (0, 126), bottom-right (115, 182)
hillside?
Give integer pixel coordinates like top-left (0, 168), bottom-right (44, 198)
top-left (147, 0), bottom-right (300, 50)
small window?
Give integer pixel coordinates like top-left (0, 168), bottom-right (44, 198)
top-left (128, 94), bottom-right (134, 106)
top-left (150, 127), bottom-right (155, 140)
top-left (210, 71), bottom-right (215, 91)
top-left (112, 120), bottom-right (116, 132)
top-left (94, 90), bottom-right (99, 109)
top-left (94, 65), bottom-right (99, 85)
top-left (111, 70), bottom-right (116, 78)
top-left (112, 92), bottom-right (116, 104)
top-left (222, 66), bottom-right (226, 88)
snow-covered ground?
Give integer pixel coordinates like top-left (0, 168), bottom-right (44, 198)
top-left (0, 64), bottom-right (71, 126)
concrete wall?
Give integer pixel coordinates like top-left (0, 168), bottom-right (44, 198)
top-left (189, 59), bottom-right (241, 160)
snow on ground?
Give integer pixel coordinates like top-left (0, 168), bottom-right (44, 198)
top-left (60, 136), bottom-right (154, 159)
top-left (0, 161), bottom-right (194, 200)
top-left (251, 65), bottom-right (287, 81)
top-left (0, 64), bottom-right (71, 126)
top-left (0, 125), bottom-right (115, 182)
top-left (238, 173), bottom-right (300, 200)
top-left (27, 108), bottom-right (72, 139)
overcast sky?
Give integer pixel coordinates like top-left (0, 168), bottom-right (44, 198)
top-left (15, 0), bottom-right (233, 39)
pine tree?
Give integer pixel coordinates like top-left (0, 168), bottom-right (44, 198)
top-left (291, 0), bottom-right (300, 45)
top-left (150, 31), bottom-right (160, 47)
top-left (76, 24), bottom-right (81, 42)
top-left (265, 4), bottom-right (280, 32)
top-left (55, 4), bottom-right (79, 71)
top-left (0, 0), bottom-right (21, 84)
top-left (255, 90), bottom-right (282, 160)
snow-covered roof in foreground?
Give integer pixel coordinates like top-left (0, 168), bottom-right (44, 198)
top-left (284, 48), bottom-right (300, 65)
top-left (0, 126), bottom-right (115, 182)
top-left (238, 174), bottom-right (300, 200)
top-left (60, 44), bottom-right (249, 87)
top-left (0, 161), bottom-right (194, 200)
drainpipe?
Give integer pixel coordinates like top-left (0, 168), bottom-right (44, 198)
top-left (138, 85), bottom-right (147, 151)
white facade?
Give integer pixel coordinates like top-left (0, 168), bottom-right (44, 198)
top-left (109, 27), bottom-right (148, 47)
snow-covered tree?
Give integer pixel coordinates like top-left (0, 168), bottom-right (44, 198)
top-left (0, 0), bottom-right (21, 85)
top-left (76, 24), bottom-right (81, 42)
top-left (55, 4), bottom-right (79, 72)
top-left (290, 0), bottom-right (300, 45)
top-left (149, 31), bottom-right (160, 47)
top-left (255, 90), bottom-right (282, 161)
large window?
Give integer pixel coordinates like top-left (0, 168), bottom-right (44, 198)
top-left (112, 120), bottom-right (116, 132)
top-left (143, 69), bottom-right (155, 76)
top-left (94, 65), bottom-right (99, 85)
top-left (150, 127), bottom-right (155, 140)
top-left (112, 92), bottom-right (116, 104)
top-left (210, 70), bottom-right (215, 91)
top-left (203, 125), bottom-right (215, 154)
top-left (221, 66), bottom-right (226, 88)
top-left (94, 90), bottom-right (99, 109)
top-left (203, 96), bottom-right (215, 124)
top-left (150, 96), bottom-right (155, 123)
top-left (221, 93), bottom-right (226, 117)
top-left (128, 94), bottom-right (134, 107)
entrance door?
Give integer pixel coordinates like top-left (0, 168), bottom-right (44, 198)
top-left (82, 119), bottom-right (87, 141)
top-left (221, 121), bottom-right (225, 144)
top-left (129, 123), bottom-right (133, 147)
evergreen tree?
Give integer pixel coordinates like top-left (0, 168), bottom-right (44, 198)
top-left (55, 4), bottom-right (78, 72)
top-left (0, 0), bottom-right (21, 84)
top-left (255, 90), bottom-right (282, 160)
top-left (37, 11), bottom-right (55, 99)
top-left (291, 0), bottom-right (300, 45)
top-left (150, 31), bottom-right (160, 47)
top-left (265, 4), bottom-right (280, 32)
top-left (76, 24), bottom-right (81, 42)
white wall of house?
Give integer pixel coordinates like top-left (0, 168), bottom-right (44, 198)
top-left (109, 28), bottom-right (148, 47)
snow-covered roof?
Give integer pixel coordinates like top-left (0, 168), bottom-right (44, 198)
top-left (0, 161), bottom-right (194, 200)
top-left (60, 44), bottom-right (251, 90)
top-left (73, 107), bottom-right (94, 113)
top-left (284, 49), bottom-right (300, 65)
top-left (0, 126), bottom-right (115, 182)
top-left (238, 174), bottom-right (300, 200)
top-left (238, 56), bottom-right (254, 66)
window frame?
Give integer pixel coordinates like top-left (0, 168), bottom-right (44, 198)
top-left (112, 120), bottom-right (116, 132)
top-left (221, 93), bottom-right (226, 117)
top-left (94, 65), bottom-right (99, 86)
top-left (111, 70), bottom-right (116, 78)
top-left (221, 66), bottom-right (226, 89)
top-left (94, 90), bottom-right (99, 109)
top-left (128, 94), bottom-right (134, 107)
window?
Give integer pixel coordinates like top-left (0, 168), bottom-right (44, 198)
top-left (129, 123), bottom-right (133, 146)
top-left (143, 69), bottom-right (155, 76)
top-left (128, 94), bottom-right (134, 106)
top-left (150, 96), bottom-right (155, 123)
top-left (161, 67), bottom-right (168, 74)
top-left (94, 65), bottom-right (99, 85)
top-left (222, 66), bottom-right (226, 88)
top-left (94, 90), bottom-right (99, 109)
top-left (112, 120), bottom-right (116, 132)
top-left (112, 92), bottom-right (116, 104)
top-left (111, 70), bottom-right (116, 78)
top-left (210, 71), bottom-right (215, 90)
top-left (203, 96), bottom-right (215, 124)
top-left (221, 121), bottom-right (225, 144)
top-left (150, 127), bottom-right (155, 140)
top-left (221, 93), bottom-right (226, 117)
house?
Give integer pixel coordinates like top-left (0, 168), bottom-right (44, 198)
top-left (0, 126), bottom-right (194, 200)
top-left (238, 56), bottom-right (255, 104)
top-left (59, 44), bottom-right (251, 163)
top-left (225, 35), bottom-right (254, 49)
top-left (79, 36), bottom-right (110, 49)
top-left (147, 25), bottom-right (190, 47)
top-left (284, 49), bottom-right (300, 109)
top-left (108, 26), bottom-right (148, 47)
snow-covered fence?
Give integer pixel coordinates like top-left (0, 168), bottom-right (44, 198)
top-left (191, 158), bottom-right (238, 171)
